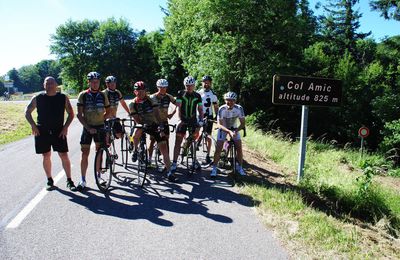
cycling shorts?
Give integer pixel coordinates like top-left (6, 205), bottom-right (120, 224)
top-left (80, 125), bottom-right (105, 148)
top-left (216, 129), bottom-right (241, 141)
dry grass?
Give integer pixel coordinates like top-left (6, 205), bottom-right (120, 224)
top-left (0, 103), bottom-right (33, 145)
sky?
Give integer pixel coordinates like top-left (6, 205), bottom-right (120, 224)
top-left (0, 0), bottom-right (398, 76)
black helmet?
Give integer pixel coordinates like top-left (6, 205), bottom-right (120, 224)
top-left (202, 75), bottom-right (212, 82)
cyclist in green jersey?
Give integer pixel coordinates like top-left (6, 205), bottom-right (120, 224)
top-left (171, 76), bottom-right (204, 174)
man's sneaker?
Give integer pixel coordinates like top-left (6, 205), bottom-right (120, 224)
top-left (171, 162), bottom-right (177, 172)
top-left (237, 166), bottom-right (246, 176)
top-left (67, 180), bottom-right (77, 191)
top-left (76, 180), bottom-right (87, 191)
top-left (131, 150), bottom-right (138, 162)
top-left (202, 155), bottom-right (212, 165)
top-left (46, 179), bottom-right (55, 191)
top-left (167, 171), bottom-right (176, 182)
top-left (96, 172), bottom-right (107, 186)
top-left (210, 167), bottom-right (218, 177)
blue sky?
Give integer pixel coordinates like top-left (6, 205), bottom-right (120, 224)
top-left (0, 0), bottom-right (398, 76)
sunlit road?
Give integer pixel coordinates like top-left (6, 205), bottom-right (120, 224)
top-left (0, 99), bottom-right (288, 259)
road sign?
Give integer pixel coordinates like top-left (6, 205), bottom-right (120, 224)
top-left (358, 127), bottom-right (369, 138)
top-left (272, 75), bottom-right (342, 107)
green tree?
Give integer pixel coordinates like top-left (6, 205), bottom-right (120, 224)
top-left (7, 68), bottom-right (23, 93)
top-left (370, 0), bottom-right (400, 20)
top-left (18, 65), bottom-right (42, 93)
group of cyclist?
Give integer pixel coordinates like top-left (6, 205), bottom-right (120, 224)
top-left (25, 71), bottom-right (246, 191)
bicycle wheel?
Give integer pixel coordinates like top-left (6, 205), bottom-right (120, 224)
top-left (121, 132), bottom-right (130, 167)
top-left (94, 147), bottom-right (113, 192)
top-left (188, 141), bottom-right (196, 175)
top-left (154, 145), bottom-right (161, 171)
top-left (110, 141), bottom-right (117, 174)
top-left (136, 144), bottom-right (148, 187)
top-left (229, 143), bottom-right (237, 175)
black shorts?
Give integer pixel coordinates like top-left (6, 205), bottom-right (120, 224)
top-left (204, 115), bottom-right (214, 134)
top-left (80, 125), bottom-right (105, 146)
top-left (35, 127), bottom-right (68, 154)
top-left (176, 119), bottom-right (198, 135)
top-left (145, 124), bottom-right (167, 143)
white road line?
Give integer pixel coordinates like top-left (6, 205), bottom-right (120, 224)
top-left (6, 168), bottom-right (68, 229)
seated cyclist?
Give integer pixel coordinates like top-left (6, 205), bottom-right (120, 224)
top-left (171, 76), bottom-right (204, 174)
top-left (129, 81), bottom-right (174, 181)
top-left (210, 91), bottom-right (246, 177)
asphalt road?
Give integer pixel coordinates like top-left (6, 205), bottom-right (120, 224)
top-left (0, 99), bottom-right (289, 259)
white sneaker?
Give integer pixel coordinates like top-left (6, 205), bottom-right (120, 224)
top-left (210, 167), bottom-right (217, 177)
top-left (77, 180), bottom-right (87, 190)
top-left (237, 166), bottom-right (246, 176)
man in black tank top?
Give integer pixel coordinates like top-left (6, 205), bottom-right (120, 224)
top-left (25, 77), bottom-right (76, 191)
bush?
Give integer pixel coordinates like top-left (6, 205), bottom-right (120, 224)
top-left (379, 119), bottom-right (400, 166)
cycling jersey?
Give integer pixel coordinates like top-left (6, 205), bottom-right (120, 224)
top-left (176, 90), bottom-right (202, 121)
top-left (150, 93), bottom-right (176, 123)
top-left (129, 96), bottom-right (158, 125)
top-left (197, 88), bottom-right (218, 117)
top-left (103, 88), bottom-right (123, 116)
top-left (77, 89), bottom-right (110, 126)
top-left (217, 104), bottom-right (245, 129)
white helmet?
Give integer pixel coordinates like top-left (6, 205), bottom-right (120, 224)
top-left (156, 79), bottom-right (168, 87)
top-left (183, 76), bottom-right (195, 86)
top-left (224, 91), bottom-right (237, 100)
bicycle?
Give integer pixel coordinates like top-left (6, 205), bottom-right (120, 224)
top-left (150, 124), bottom-right (176, 173)
top-left (218, 127), bottom-right (246, 176)
top-left (180, 123), bottom-right (201, 175)
top-left (120, 118), bottom-right (134, 168)
top-left (196, 118), bottom-right (217, 166)
top-left (93, 118), bottom-right (120, 192)
top-left (130, 124), bottom-right (154, 187)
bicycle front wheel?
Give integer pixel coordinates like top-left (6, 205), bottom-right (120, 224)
top-left (136, 149), bottom-right (148, 187)
top-left (229, 143), bottom-right (237, 175)
top-left (94, 147), bottom-right (113, 192)
top-left (120, 132), bottom-right (130, 168)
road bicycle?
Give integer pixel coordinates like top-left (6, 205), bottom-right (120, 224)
top-left (93, 118), bottom-right (120, 192)
top-left (120, 118), bottom-right (134, 168)
top-left (196, 118), bottom-right (217, 167)
top-left (150, 124), bottom-right (176, 172)
top-left (218, 127), bottom-right (246, 176)
top-left (180, 123), bottom-right (201, 175)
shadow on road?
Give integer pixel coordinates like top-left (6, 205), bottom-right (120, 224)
top-left (56, 164), bottom-right (255, 227)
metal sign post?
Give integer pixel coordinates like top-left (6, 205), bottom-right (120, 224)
top-left (272, 75), bottom-right (342, 182)
top-left (358, 127), bottom-right (369, 159)
top-left (297, 105), bottom-right (309, 182)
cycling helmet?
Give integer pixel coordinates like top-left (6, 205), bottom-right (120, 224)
top-left (87, 71), bottom-right (100, 80)
top-left (183, 76), bottom-right (195, 86)
top-left (105, 75), bottom-right (117, 83)
top-left (202, 75), bottom-right (212, 82)
top-left (224, 91), bottom-right (237, 100)
top-left (133, 81), bottom-right (146, 90)
top-left (156, 79), bottom-right (168, 87)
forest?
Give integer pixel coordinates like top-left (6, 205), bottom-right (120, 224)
top-left (1, 0), bottom-right (399, 158)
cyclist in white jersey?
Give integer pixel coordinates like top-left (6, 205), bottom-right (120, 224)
top-left (210, 91), bottom-right (246, 177)
top-left (197, 75), bottom-right (218, 164)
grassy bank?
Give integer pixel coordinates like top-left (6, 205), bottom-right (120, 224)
top-left (0, 103), bottom-right (33, 145)
top-left (242, 127), bottom-right (400, 259)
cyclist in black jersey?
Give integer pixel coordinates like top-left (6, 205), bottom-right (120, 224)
top-left (171, 76), bottom-right (204, 173)
top-left (76, 72), bottom-right (111, 190)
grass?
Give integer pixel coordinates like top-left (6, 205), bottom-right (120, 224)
top-left (241, 127), bottom-right (400, 259)
top-left (0, 103), bottom-right (34, 145)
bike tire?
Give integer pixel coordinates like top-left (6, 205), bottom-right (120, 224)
top-left (230, 143), bottom-right (236, 175)
top-left (121, 132), bottom-right (130, 168)
top-left (136, 145), bottom-right (148, 187)
top-left (94, 147), bottom-right (113, 192)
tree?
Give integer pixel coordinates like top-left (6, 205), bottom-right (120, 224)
top-left (7, 68), bottom-right (23, 93)
top-left (370, 0), bottom-right (400, 20)
top-left (18, 65), bottom-right (42, 93)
